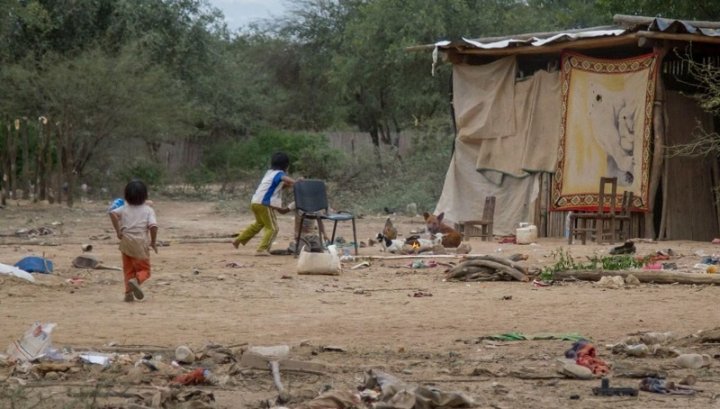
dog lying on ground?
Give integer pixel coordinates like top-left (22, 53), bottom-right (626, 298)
top-left (376, 232), bottom-right (444, 253)
top-left (423, 212), bottom-right (462, 248)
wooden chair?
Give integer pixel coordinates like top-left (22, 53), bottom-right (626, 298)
top-left (459, 196), bottom-right (495, 241)
top-left (568, 177), bottom-right (618, 244)
top-left (615, 190), bottom-right (634, 241)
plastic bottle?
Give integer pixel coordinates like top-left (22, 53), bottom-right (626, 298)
top-left (564, 211), bottom-right (573, 238)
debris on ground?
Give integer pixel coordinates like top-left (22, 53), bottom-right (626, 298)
top-left (445, 255), bottom-right (529, 282)
top-left (593, 378), bottom-right (638, 396)
top-left (640, 377), bottom-right (696, 395)
top-left (15, 256), bottom-right (54, 274)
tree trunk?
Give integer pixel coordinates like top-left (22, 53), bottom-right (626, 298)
top-left (21, 118), bottom-right (30, 200)
top-left (1, 123), bottom-right (7, 206)
top-left (8, 121), bottom-right (18, 199)
top-left (59, 123), bottom-right (75, 208)
top-left (40, 120), bottom-right (52, 201)
top-left (53, 124), bottom-right (64, 205)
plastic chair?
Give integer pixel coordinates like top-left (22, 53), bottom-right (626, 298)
top-left (459, 196), bottom-right (495, 241)
top-left (293, 180), bottom-right (358, 256)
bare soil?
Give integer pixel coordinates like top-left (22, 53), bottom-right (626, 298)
top-left (1, 199), bottom-right (720, 408)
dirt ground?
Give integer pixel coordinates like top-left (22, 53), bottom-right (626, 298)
top-left (1, 199), bottom-right (720, 408)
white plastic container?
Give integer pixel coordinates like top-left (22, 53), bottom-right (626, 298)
top-left (516, 224), bottom-right (538, 244)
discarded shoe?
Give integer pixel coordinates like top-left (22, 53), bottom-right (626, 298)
top-left (610, 241), bottom-right (636, 255)
top-left (128, 278), bottom-right (144, 300)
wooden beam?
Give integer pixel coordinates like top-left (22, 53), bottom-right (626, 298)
top-left (614, 14), bottom-right (720, 29)
top-left (446, 34), bottom-right (638, 57)
top-left (637, 31), bottom-right (720, 45)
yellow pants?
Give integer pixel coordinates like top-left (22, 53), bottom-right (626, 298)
top-left (236, 204), bottom-right (278, 251)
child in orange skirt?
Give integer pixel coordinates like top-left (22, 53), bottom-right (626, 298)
top-left (109, 180), bottom-right (158, 302)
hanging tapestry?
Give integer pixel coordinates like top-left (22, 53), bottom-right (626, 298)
top-left (552, 52), bottom-right (657, 211)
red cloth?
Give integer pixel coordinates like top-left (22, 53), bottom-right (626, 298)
top-left (172, 368), bottom-right (206, 385)
top-left (575, 343), bottom-right (610, 375)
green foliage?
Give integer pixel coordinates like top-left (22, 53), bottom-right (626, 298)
top-left (117, 160), bottom-right (164, 187)
top-left (202, 130), bottom-right (345, 180)
top-left (184, 165), bottom-right (216, 195)
top-left (539, 248), bottom-right (644, 281)
top-left (331, 119), bottom-right (454, 213)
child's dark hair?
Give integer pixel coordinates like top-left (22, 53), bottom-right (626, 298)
top-left (124, 180), bottom-right (148, 206)
top-left (270, 152), bottom-right (290, 171)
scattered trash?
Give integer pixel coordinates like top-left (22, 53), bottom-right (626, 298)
top-left (0, 263), bottom-right (35, 283)
top-left (171, 367), bottom-right (211, 385)
top-left (675, 353), bottom-right (712, 369)
top-left (80, 353), bottom-right (112, 366)
top-left (321, 345), bottom-right (346, 353)
top-left (81, 244), bottom-right (93, 252)
top-left (246, 345), bottom-right (290, 394)
top-left (409, 290), bottom-right (433, 297)
top-left (175, 346), bottom-right (195, 364)
top-left (361, 369), bottom-right (474, 408)
top-left (532, 279), bottom-right (551, 287)
top-left (593, 378), bottom-right (638, 396)
top-left (65, 277), bottom-right (85, 285)
top-left (351, 261), bottom-right (370, 270)
top-left (7, 322), bottom-right (56, 362)
top-left (640, 377), bottom-right (696, 395)
top-left (501, 295), bottom-right (512, 300)
top-left (498, 236), bottom-right (516, 244)
top-left (297, 249), bottom-right (341, 276)
top-left (481, 332), bottom-right (586, 342)
top-left (71, 255), bottom-right (120, 271)
top-left (15, 227), bottom-right (54, 237)
top-left (15, 256), bottom-right (54, 274)
top-left (296, 390), bottom-right (362, 409)
top-left (712, 238), bottom-right (720, 244)
top-left (559, 363), bottom-right (594, 380)
top-left (225, 261), bottom-right (247, 268)
top-left (566, 340), bottom-right (610, 376)
top-left (609, 241), bottom-right (636, 255)
top-left (408, 260), bottom-right (438, 269)
top-left (596, 275), bottom-right (625, 289)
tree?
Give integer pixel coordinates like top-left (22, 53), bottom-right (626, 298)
top-left (33, 46), bottom-right (190, 206)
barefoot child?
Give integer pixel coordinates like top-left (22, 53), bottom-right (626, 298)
top-left (234, 152), bottom-right (296, 255)
top-left (109, 180), bottom-right (158, 302)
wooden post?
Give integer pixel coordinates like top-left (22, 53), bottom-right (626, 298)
top-left (645, 46), bottom-right (668, 239)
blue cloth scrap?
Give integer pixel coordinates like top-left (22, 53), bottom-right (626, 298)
top-left (15, 256), bottom-right (54, 274)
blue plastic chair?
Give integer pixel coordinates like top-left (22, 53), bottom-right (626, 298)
top-left (293, 180), bottom-right (358, 256)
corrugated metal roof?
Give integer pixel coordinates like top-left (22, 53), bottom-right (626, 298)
top-left (427, 16), bottom-right (720, 52)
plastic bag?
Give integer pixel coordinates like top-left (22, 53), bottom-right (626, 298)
top-left (297, 248), bottom-right (340, 275)
top-left (7, 322), bottom-right (57, 362)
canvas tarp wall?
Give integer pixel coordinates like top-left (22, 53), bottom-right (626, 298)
top-left (435, 57), bottom-right (561, 235)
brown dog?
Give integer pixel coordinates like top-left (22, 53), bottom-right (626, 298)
top-left (423, 212), bottom-right (462, 248)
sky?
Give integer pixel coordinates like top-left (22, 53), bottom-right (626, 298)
top-left (208, 0), bottom-right (288, 30)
